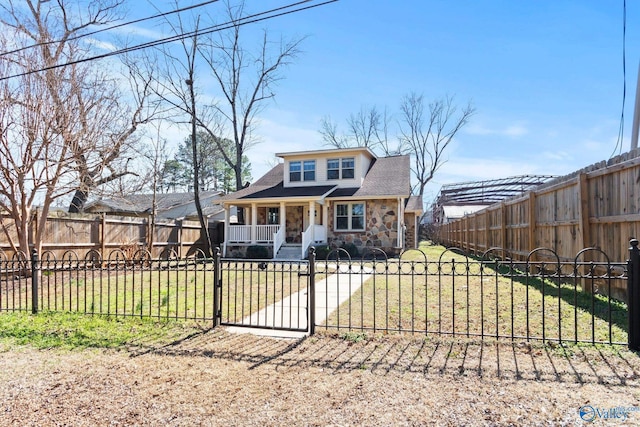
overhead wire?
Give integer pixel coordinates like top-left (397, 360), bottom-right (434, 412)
top-left (0, 0), bottom-right (338, 82)
top-left (612, 0), bottom-right (626, 157)
top-left (0, 0), bottom-right (221, 58)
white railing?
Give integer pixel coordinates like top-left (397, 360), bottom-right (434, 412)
top-left (228, 225), bottom-right (251, 243)
top-left (273, 226), bottom-right (285, 257)
top-left (256, 225), bottom-right (279, 242)
top-left (313, 225), bottom-right (327, 243)
top-left (301, 224), bottom-right (314, 259)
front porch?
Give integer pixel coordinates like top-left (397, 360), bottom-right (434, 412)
top-left (222, 201), bottom-right (328, 259)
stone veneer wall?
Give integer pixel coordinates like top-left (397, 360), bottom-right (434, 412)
top-left (404, 213), bottom-right (416, 249)
top-left (327, 199), bottom-right (400, 254)
top-left (286, 206), bottom-right (303, 243)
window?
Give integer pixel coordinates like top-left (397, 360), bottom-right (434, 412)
top-left (327, 157), bottom-right (355, 180)
top-left (335, 202), bottom-right (365, 231)
top-left (341, 158), bottom-right (355, 179)
top-left (327, 159), bottom-right (340, 180)
top-left (267, 207), bottom-right (279, 225)
top-left (303, 160), bottom-right (316, 181)
top-left (289, 161), bottom-right (301, 182)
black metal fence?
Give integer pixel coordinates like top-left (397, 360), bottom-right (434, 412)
top-left (316, 245), bottom-right (632, 347)
top-left (2, 242), bottom-right (640, 348)
top-left (0, 249), bottom-right (219, 322)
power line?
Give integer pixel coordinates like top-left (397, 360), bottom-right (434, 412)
top-left (0, 0), bottom-right (338, 82)
top-left (0, 0), bottom-right (221, 58)
top-left (612, 0), bottom-right (626, 157)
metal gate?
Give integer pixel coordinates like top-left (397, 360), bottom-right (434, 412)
top-left (216, 257), bottom-right (314, 333)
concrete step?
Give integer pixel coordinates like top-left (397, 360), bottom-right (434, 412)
top-left (275, 245), bottom-right (302, 260)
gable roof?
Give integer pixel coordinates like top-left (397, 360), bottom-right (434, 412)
top-left (86, 190), bottom-right (223, 219)
top-left (221, 154), bottom-right (412, 203)
top-left (405, 195), bottom-right (424, 213)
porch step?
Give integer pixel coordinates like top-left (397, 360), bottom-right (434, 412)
top-left (275, 244), bottom-right (302, 260)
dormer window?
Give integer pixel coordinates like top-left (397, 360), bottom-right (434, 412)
top-left (341, 158), bottom-right (355, 179)
top-left (289, 161), bottom-right (301, 181)
top-left (327, 159), bottom-right (340, 179)
top-left (327, 157), bottom-right (355, 180)
top-left (303, 160), bottom-right (316, 181)
top-left (290, 160), bottom-right (315, 182)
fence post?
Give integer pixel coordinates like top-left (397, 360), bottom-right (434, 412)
top-left (628, 239), bottom-right (640, 350)
top-left (31, 249), bottom-right (38, 314)
top-left (213, 247), bottom-right (221, 328)
top-left (308, 247), bottom-right (316, 335)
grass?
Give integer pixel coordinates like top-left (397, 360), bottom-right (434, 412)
top-left (323, 242), bottom-right (629, 344)
top-left (0, 311), bottom-right (204, 350)
top-left (1, 259), bottom-right (313, 327)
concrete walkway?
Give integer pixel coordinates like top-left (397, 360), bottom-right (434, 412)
top-left (225, 264), bottom-right (372, 338)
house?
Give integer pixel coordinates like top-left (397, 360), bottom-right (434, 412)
top-left (219, 147), bottom-right (423, 259)
top-left (85, 190), bottom-right (230, 222)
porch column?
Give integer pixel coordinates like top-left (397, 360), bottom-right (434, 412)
top-left (280, 201), bottom-right (286, 233)
top-left (322, 203), bottom-right (328, 227)
top-left (223, 205), bottom-right (230, 257)
top-left (397, 198), bottom-right (403, 248)
top-left (308, 201), bottom-right (315, 230)
top-left (251, 203), bottom-right (258, 244)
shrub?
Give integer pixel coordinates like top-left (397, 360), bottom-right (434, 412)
top-left (312, 245), bottom-right (331, 261)
top-left (340, 242), bottom-right (359, 258)
top-left (246, 245), bottom-right (269, 259)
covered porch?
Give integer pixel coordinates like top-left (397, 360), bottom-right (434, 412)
top-left (222, 200), bottom-right (328, 259)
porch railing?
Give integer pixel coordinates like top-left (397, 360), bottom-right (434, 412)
top-left (273, 226), bottom-right (285, 256)
top-left (301, 225), bottom-right (313, 258)
top-left (256, 225), bottom-right (279, 242)
top-left (228, 225), bottom-right (280, 244)
top-left (228, 225), bottom-right (251, 243)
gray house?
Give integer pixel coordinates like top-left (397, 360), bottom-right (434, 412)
top-left (85, 191), bottom-right (229, 222)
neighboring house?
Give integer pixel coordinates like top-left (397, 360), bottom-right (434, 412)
top-left (219, 147), bottom-right (423, 259)
top-left (85, 191), bottom-right (229, 222)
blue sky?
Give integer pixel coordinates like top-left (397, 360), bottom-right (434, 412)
top-left (122, 0), bottom-right (640, 203)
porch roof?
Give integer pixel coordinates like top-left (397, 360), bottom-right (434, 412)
top-left (239, 183), bottom-right (337, 200)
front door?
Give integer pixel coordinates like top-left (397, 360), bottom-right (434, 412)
top-left (303, 203), bottom-right (322, 231)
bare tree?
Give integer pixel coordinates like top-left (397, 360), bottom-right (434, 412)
top-left (197, 1), bottom-right (304, 192)
top-left (0, 43), bottom-right (81, 257)
top-left (0, 0), bottom-right (155, 255)
top-left (320, 105), bottom-right (393, 153)
top-left (399, 93), bottom-right (475, 196)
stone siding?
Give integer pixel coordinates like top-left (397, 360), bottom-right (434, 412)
top-left (286, 206), bottom-right (303, 243)
top-left (327, 199), bottom-right (400, 255)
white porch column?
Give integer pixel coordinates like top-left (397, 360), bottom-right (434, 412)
top-left (280, 201), bottom-right (286, 231)
top-left (223, 205), bottom-right (230, 257)
top-left (308, 201), bottom-right (315, 227)
top-left (397, 197), bottom-right (403, 248)
top-left (322, 203), bottom-right (328, 230)
top-left (251, 203), bottom-right (258, 244)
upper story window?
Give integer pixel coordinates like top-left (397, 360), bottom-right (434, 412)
top-left (303, 160), bottom-right (316, 181)
top-left (289, 161), bottom-right (301, 181)
top-left (327, 159), bottom-right (340, 180)
top-left (341, 158), bottom-right (355, 179)
top-left (290, 160), bottom-right (315, 182)
top-left (327, 157), bottom-right (355, 180)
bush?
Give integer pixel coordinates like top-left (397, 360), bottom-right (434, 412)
top-left (340, 242), bottom-right (359, 258)
top-left (246, 245), bottom-right (269, 259)
top-left (312, 245), bottom-right (331, 261)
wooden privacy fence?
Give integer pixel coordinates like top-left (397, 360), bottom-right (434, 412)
top-left (433, 150), bottom-right (640, 301)
top-left (0, 213), bottom-right (206, 260)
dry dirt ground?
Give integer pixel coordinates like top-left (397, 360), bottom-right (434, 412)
top-left (1, 328), bottom-right (640, 426)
